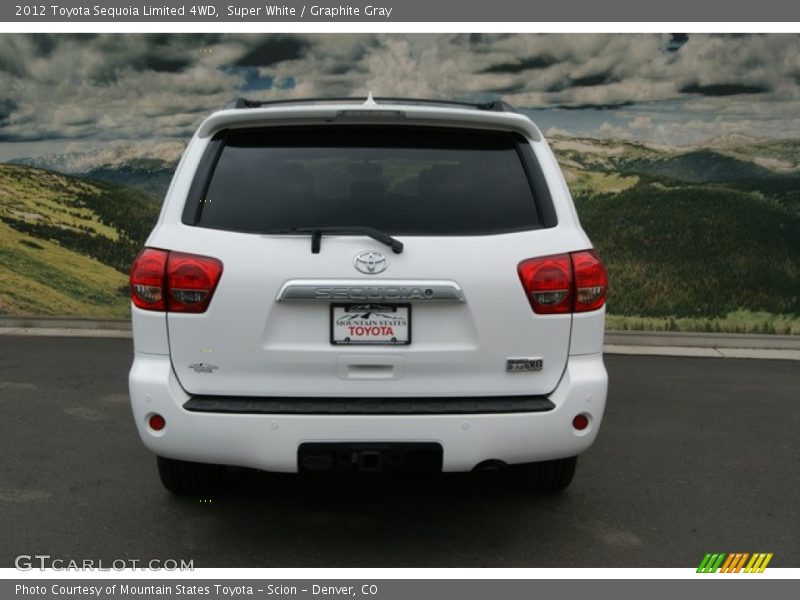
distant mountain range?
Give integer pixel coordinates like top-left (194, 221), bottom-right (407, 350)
top-left (9, 141), bottom-right (183, 198)
top-left (550, 134), bottom-right (800, 173)
top-left (9, 135), bottom-right (800, 200)
top-left (544, 135), bottom-right (800, 208)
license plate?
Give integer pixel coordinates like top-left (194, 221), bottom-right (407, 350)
top-left (331, 304), bottom-right (411, 345)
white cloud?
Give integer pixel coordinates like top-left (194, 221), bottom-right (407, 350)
top-left (1, 33), bottom-right (799, 147)
top-left (630, 116), bottom-right (653, 130)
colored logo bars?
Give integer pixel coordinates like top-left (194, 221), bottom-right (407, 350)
top-left (697, 553), bottom-right (773, 573)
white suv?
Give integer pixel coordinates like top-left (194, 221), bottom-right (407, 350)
top-left (128, 97), bottom-right (608, 495)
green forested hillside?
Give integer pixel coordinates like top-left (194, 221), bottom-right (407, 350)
top-left (555, 137), bottom-right (800, 331)
top-left (0, 163), bottom-right (159, 316)
top-left (576, 180), bottom-right (800, 319)
top-left (619, 150), bottom-right (776, 182)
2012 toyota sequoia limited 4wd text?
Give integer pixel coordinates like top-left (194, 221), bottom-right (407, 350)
top-left (128, 96), bottom-right (609, 494)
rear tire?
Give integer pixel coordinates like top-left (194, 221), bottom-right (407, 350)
top-left (510, 456), bottom-right (577, 492)
top-left (156, 456), bottom-right (225, 495)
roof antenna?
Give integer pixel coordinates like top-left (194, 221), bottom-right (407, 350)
top-left (363, 91), bottom-right (378, 107)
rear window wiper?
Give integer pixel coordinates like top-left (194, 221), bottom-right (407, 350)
top-left (263, 226), bottom-right (404, 254)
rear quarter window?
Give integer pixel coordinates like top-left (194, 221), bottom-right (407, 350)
top-left (183, 126), bottom-right (556, 235)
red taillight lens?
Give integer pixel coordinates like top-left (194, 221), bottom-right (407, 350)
top-left (129, 249), bottom-right (222, 313)
top-left (518, 253), bottom-right (573, 314)
top-left (572, 250), bottom-right (608, 312)
top-left (130, 248), bottom-right (167, 310)
top-left (166, 252), bottom-right (223, 313)
top-left (518, 250), bottom-right (607, 314)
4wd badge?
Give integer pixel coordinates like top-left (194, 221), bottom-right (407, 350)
top-left (506, 357), bottom-right (544, 372)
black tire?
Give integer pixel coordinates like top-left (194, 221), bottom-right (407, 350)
top-left (156, 456), bottom-right (225, 495)
top-left (509, 456), bottom-right (577, 492)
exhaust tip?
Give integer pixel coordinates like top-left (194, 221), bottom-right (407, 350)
top-left (472, 459), bottom-right (507, 473)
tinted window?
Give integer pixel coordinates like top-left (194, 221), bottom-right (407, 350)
top-left (192, 127), bottom-right (544, 235)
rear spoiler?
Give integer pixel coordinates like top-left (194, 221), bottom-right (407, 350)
top-left (197, 97), bottom-right (542, 141)
top-left (223, 96), bottom-right (517, 113)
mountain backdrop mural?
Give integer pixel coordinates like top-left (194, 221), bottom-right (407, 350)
top-left (1, 34), bottom-right (798, 332)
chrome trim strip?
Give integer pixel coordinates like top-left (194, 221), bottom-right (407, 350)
top-left (276, 279), bottom-right (465, 302)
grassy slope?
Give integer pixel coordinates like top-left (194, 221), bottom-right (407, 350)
top-left (0, 221), bottom-right (129, 316)
top-left (605, 311), bottom-right (800, 335)
top-left (0, 164), bottom-right (119, 238)
top-left (0, 163), bottom-right (158, 317)
top-left (562, 168), bottom-right (639, 196)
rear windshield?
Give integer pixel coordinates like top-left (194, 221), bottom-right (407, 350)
top-left (187, 126), bottom-right (551, 235)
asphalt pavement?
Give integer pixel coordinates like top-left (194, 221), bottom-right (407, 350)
top-left (1, 336), bottom-right (798, 568)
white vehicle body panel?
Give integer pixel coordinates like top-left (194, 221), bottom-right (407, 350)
top-left (130, 352), bottom-right (607, 472)
top-left (129, 100), bottom-right (608, 472)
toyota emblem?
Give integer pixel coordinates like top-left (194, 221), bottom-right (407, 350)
top-left (354, 251), bottom-right (388, 275)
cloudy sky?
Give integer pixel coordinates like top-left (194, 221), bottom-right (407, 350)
top-left (1, 33), bottom-right (799, 160)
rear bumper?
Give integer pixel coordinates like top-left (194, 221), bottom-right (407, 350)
top-left (128, 353), bottom-right (607, 473)
top-left (183, 394), bottom-right (555, 414)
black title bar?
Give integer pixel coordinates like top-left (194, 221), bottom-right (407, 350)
top-left (4, 0), bottom-right (800, 22)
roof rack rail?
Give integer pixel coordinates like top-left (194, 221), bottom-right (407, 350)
top-left (222, 96), bottom-right (516, 113)
top-left (224, 97), bottom-right (263, 109)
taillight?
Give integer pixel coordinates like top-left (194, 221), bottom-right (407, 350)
top-left (130, 248), bottom-right (167, 310)
top-left (129, 249), bottom-right (222, 313)
top-left (518, 250), bottom-right (607, 314)
top-left (572, 250), bottom-right (608, 312)
top-left (166, 252), bottom-right (223, 313)
top-left (518, 253), bottom-right (573, 314)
